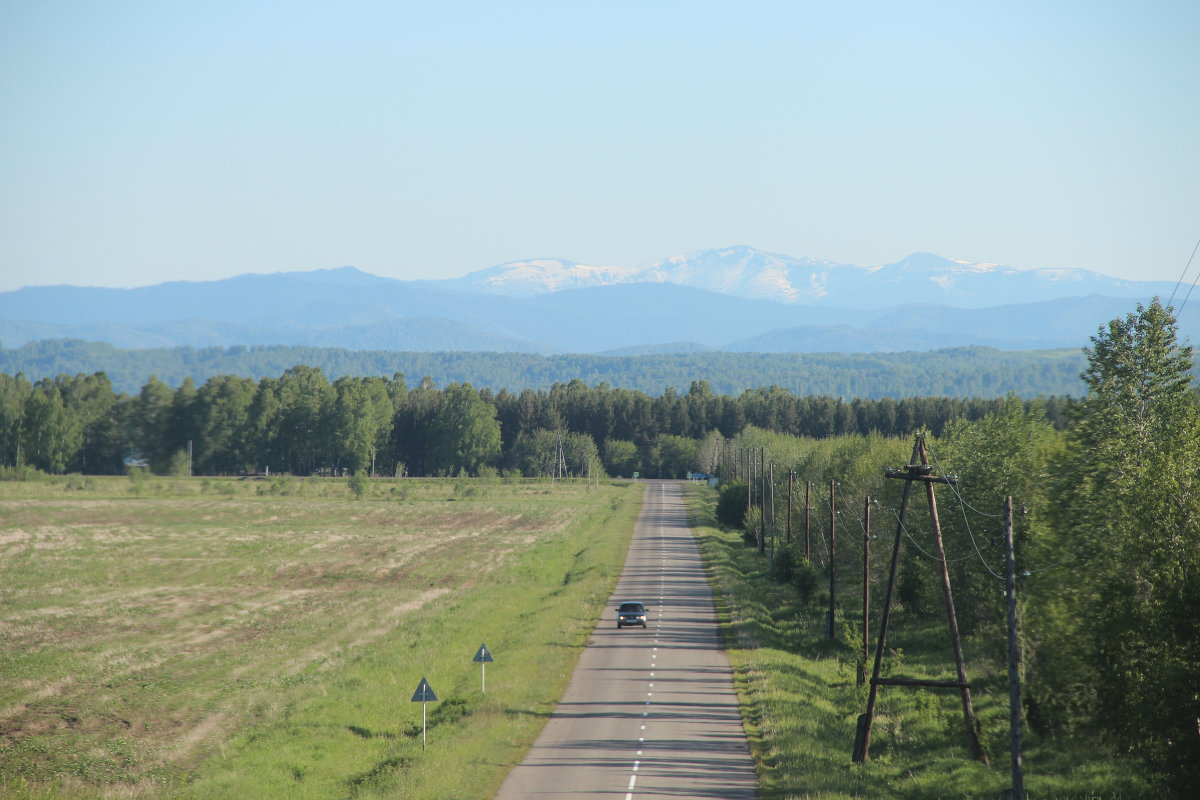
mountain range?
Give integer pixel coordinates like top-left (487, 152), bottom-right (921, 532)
top-left (1, 246), bottom-right (1191, 356)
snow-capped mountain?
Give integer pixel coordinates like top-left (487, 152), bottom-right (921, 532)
top-left (444, 246), bottom-right (1176, 308)
top-left (441, 258), bottom-right (641, 297)
top-left (2, 245), bottom-right (1189, 357)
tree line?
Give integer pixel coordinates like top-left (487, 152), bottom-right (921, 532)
top-left (0, 364), bottom-right (1069, 478)
top-left (709, 299), bottom-right (1198, 796)
top-left (0, 338), bottom-right (1091, 398)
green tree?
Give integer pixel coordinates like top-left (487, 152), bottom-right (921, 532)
top-left (275, 366), bottom-right (335, 474)
top-left (695, 430), bottom-right (725, 475)
top-left (21, 379), bottom-right (82, 473)
top-left (509, 428), bottom-right (560, 477)
top-left (332, 376), bottom-right (394, 474)
top-left (938, 395), bottom-right (1064, 636)
top-left (1044, 299), bottom-right (1200, 792)
top-left (646, 434), bottom-right (698, 478)
top-left (0, 373), bottom-right (32, 466)
top-left (392, 376), bottom-right (442, 476)
top-left (564, 431), bottom-right (603, 479)
top-left (166, 376), bottom-right (199, 470)
top-left (245, 377), bottom-right (281, 473)
top-left (427, 383), bottom-right (501, 476)
top-left (134, 376), bottom-right (174, 471)
top-left (59, 372), bottom-right (120, 474)
top-left (194, 375), bottom-right (256, 474)
top-left (603, 439), bottom-right (640, 477)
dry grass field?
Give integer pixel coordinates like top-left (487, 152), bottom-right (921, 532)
top-left (0, 474), bottom-right (643, 798)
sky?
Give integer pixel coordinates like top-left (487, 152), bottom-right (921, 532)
top-left (1, 0), bottom-right (1198, 292)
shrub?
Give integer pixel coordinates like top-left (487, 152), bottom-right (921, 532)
top-left (716, 481), bottom-right (748, 528)
top-left (0, 465), bottom-right (47, 482)
top-left (743, 507), bottom-right (763, 547)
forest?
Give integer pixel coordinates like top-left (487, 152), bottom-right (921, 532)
top-left (0, 362), bottom-right (1071, 479)
top-left (0, 338), bottom-right (1091, 398)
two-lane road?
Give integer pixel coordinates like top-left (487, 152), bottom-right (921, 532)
top-left (495, 480), bottom-right (757, 799)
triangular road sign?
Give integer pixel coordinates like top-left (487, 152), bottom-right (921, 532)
top-left (411, 677), bottom-right (438, 703)
top-left (473, 643), bottom-right (494, 663)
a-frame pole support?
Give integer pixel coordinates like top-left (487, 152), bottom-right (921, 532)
top-left (853, 433), bottom-right (987, 764)
top-left (919, 436), bottom-right (988, 765)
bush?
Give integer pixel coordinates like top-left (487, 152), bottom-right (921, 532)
top-left (128, 467), bottom-right (149, 495)
top-left (716, 481), bottom-right (748, 528)
top-left (772, 545), bottom-right (819, 603)
top-left (0, 464), bottom-right (47, 482)
top-left (743, 507), bottom-right (763, 547)
top-left (166, 449), bottom-right (191, 477)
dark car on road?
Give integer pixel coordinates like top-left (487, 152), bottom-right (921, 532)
top-left (616, 601), bottom-right (648, 628)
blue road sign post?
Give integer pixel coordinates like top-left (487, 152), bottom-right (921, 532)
top-left (410, 677), bottom-right (437, 749)
top-left (473, 643), bottom-right (494, 692)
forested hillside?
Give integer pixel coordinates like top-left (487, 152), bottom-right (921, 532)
top-left (0, 339), bottom-right (1089, 397)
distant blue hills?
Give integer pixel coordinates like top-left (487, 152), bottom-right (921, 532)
top-left (1, 246), bottom-right (1193, 355)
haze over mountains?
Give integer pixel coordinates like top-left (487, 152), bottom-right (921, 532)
top-left (1, 246), bottom-right (1190, 355)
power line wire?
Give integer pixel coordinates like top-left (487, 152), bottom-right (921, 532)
top-left (924, 443), bottom-right (1004, 519)
top-left (920, 441), bottom-right (1007, 580)
top-left (889, 508), bottom-right (976, 564)
top-left (1177, 266), bottom-right (1200, 316)
top-left (1168, 237), bottom-right (1200, 308)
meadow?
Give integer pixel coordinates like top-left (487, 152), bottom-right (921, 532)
top-left (0, 474), bottom-right (643, 799)
top-left (683, 484), bottom-right (1153, 799)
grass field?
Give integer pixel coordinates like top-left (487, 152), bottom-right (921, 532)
top-left (683, 484), bottom-right (1154, 800)
top-left (0, 474), bottom-right (644, 799)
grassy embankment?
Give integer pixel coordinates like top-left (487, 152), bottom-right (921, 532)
top-left (683, 483), bottom-right (1153, 800)
top-left (0, 474), bottom-right (644, 799)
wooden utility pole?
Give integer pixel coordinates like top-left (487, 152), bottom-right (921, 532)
top-left (922, 436), bottom-right (987, 764)
top-left (826, 479), bottom-right (836, 639)
top-left (745, 449), bottom-right (753, 518)
top-left (768, 463), bottom-right (776, 529)
top-left (859, 495), bottom-right (871, 686)
top-left (759, 448), bottom-right (767, 555)
top-left (768, 463), bottom-right (776, 564)
top-left (786, 470), bottom-right (794, 543)
top-left (853, 433), bottom-right (987, 765)
top-left (804, 480), bottom-right (812, 560)
top-left (1003, 496), bottom-right (1025, 800)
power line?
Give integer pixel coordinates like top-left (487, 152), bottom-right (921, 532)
top-left (1177, 266), bottom-right (1200, 317)
top-left (890, 508), bottom-right (976, 564)
top-left (1167, 237), bottom-right (1200, 308)
top-left (834, 482), bottom-right (871, 550)
top-left (924, 442), bottom-right (1003, 519)
top-left (915, 440), bottom-right (1006, 580)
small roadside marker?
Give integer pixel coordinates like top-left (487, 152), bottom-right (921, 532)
top-left (473, 643), bottom-right (495, 692)
top-left (410, 677), bottom-right (438, 748)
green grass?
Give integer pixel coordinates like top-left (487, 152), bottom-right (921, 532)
top-left (683, 484), bottom-right (1153, 800)
top-left (0, 474), bottom-right (643, 799)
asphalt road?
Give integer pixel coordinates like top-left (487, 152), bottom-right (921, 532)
top-left (494, 480), bottom-right (758, 799)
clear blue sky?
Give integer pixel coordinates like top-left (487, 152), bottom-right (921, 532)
top-left (2, 0), bottom-right (1197, 292)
